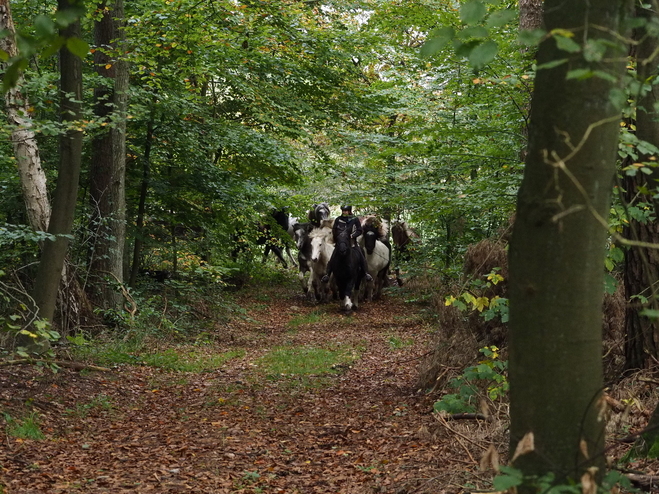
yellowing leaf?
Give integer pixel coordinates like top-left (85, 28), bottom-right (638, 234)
top-left (445, 295), bottom-right (456, 306)
top-left (472, 297), bottom-right (489, 312)
top-left (551, 28), bottom-right (575, 38)
top-left (487, 273), bottom-right (504, 285)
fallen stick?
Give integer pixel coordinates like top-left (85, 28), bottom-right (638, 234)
top-left (0, 359), bottom-right (111, 372)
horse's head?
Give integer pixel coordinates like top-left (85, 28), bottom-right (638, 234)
top-left (309, 227), bottom-right (332, 262)
top-left (293, 223), bottom-right (313, 250)
top-left (316, 203), bottom-right (330, 222)
top-left (364, 230), bottom-right (377, 255)
top-left (336, 228), bottom-right (352, 256)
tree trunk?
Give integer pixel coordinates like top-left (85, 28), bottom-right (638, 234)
top-left (32, 0), bottom-right (85, 325)
top-left (508, 0), bottom-right (629, 487)
top-left (623, 4), bottom-right (659, 371)
top-left (0, 0), bottom-right (50, 232)
top-left (518, 0), bottom-right (544, 33)
top-left (89, 0), bottom-right (128, 309)
top-left (128, 107), bottom-right (156, 287)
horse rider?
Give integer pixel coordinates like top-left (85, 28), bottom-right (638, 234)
top-left (321, 205), bottom-right (373, 284)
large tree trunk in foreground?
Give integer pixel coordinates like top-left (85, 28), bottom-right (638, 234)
top-left (508, 0), bottom-right (629, 488)
top-left (89, 0), bottom-right (128, 309)
top-left (0, 0), bottom-right (50, 232)
top-left (32, 0), bottom-right (85, 326)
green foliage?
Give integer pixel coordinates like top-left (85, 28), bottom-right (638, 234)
top-left (287, 310), bottom-right (326, 328)
top-left (491, 465), bottom-right (636, 493)
top-left (387, 335), bottom-right (414, 349)
top-left (421, 2), bottom-right (519, 71)
top-left (445, 269), bottom-right (509, 323)
top-left (433, 346), bottom-right (507, 414)
top-left (3, 411), bottom-right (45, 440)
top-left (1, 0), bottom-right (87, 91)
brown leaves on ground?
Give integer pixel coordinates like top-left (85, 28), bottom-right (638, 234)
top-left (0, 282), bottom-right (506, 493)
top-left (5, 279), bottom-right (656, 493)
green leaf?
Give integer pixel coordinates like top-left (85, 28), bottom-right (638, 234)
top-left (486, 9), bottom-right (517, 28)
top-left (604, 273), bottom-right (617, 295)
top-left (460, 1), bottom-right (487, 25)
top-left (535, 58), bottom-right (568, 70)
top-left (640, 309), bottom-right (659, 320)
top-left (2, 58), bottom-right (27, 92)
top-left (554, 33), bottom-right (581, 53)
top-left (566, 68), bottom-right (593, 80)
top-left (518, 28), bottom-right (545, 47)
top-left (55, 7), bottom-right (85, 28)
top-left (493, 466), bottom-right (524, 490)
top-left (459, 26), bottom-right (489, 40)
top-left (420, 27), bottom-right (455, 57)
top-left (42, 36), bottom-right (66, 58)
top-left (583, 38), bottom-right (607, 62)
top-left (66, 37), bottom-right (89, 58)
top-left (34, 15), bottom-right (56, 37)
top-left (468, 40), bottom-right (498, 70)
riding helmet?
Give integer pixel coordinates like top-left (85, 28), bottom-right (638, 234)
top-left (341, 205), bottom-right (352, 212)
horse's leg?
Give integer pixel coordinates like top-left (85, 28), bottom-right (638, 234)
top-left (299, 267), bottom-right (309, 293)
top-left (285, 245), bottom-right (298, 268)
top-left (262, 245), bottom-right (271, 264)
top-left (270, 245), bottom-right (288, 268)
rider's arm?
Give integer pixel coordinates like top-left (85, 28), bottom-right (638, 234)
top-left (350, 218), bottom-right (363, 238)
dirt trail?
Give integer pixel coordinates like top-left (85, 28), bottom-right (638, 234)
top-left (0, 281), bottom-right (499, 493)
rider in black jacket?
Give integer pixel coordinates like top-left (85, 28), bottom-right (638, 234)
top-left (321, 205), bottom-right (373, 283)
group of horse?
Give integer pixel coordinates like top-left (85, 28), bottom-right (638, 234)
top-left (257, 203), bottom-right (414, 312)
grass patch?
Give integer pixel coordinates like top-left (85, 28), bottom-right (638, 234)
top-left (3, 412), bottom-right (45, 440)
top-left (256, 346), bottom-right (358, 377)
top-left (287, 310), bottom-right (326, 329)
top-left (387, 335), bottom-right (415, 349)
top-left (74, 338), bottom-right (244, 371)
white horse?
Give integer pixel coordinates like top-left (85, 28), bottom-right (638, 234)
top-left (358, 215), bottom-right (391, 302)
top-left (358, 231), bottom-right (391, 301)
top-left (293, 222), bottom-right (314, 293)
top-left (308, 224), bottom-right (335, 303)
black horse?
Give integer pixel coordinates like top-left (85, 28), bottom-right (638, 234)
top-left (232, 209), bottom-right (298, 268)
top-left (260, 209), bottom-right (298, 268)
top-left (332, 227), bottom-right (366, 311)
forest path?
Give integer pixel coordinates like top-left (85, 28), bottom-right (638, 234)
top-left (0, 277), bottom-right (496, 493)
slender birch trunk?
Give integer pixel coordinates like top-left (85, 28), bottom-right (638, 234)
top-left (0, 0), bottom-right (50, 232)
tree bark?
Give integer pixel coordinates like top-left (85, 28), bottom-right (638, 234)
top-left (518, 0), bottom-right (544, 33)
top-left (128, 106), bottom-right (156, 287)
top-left (89, 0), bottom-right (128, 309)
top-left (623, 3), bottom-right (659, 371)
top-left (0, 0), bottom-right (50, 232)
top-left (508, 0), bottom-right (629, 487)
top-left (32, 0), bottom-right (85, 324)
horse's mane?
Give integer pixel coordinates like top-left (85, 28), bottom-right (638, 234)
top-left (309, 225), bottom-right (333, 243)
top-left (360, 215), bottom-right (389, 239)
top-left (318, 218), bottom-right (334, 230)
